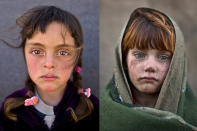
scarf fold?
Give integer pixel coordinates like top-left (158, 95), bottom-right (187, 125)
top-left (100, 80), bottom-right (197, 131)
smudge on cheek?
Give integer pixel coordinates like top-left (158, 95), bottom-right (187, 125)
top-left (127, 59), bottom-right (143, 80)
top-left (156, 63), bottom-right (170, 80)
top-left (159, 63), bottom-right (170, 72)
top-left (130, 59), bottom-right (145, 72)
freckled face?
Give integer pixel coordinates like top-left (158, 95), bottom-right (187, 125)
top-left (25, 22), bottom-right (78, 93)
top-left (126, 48), bottom-right (172, 94)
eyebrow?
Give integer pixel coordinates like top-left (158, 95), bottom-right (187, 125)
top-left (26, 42), bottom-right (76, 48)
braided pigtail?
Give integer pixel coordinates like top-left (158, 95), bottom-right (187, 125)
top-left (4, 97), bottom-right (26, 121)
top-left (67, 54), bottom-right (94, 122)
top-left (4, 76), bottom-right (35, 121)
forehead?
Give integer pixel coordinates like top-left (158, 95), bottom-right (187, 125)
top-left (25, 22), bottom-right (75, 47)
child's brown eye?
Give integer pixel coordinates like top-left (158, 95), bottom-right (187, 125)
top-left (31, 49), bottom-right (43, 55)
top-left (58, 50), bottom-right (70, 56)
top-left (33, 50), bottom-right (40, 54)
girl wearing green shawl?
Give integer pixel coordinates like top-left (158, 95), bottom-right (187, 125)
top-left (100, 7), bottom-right (197, 131)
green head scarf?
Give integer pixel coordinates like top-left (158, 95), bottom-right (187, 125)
top-left (100, 7), bottom-right (197, 131)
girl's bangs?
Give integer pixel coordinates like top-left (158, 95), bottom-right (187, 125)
top-left (126, 21), bottom-right (174, 53)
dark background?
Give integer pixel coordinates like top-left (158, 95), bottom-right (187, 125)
top-left (0, 0), bottom-right (99, 103)
top-left (100, 0), bottom-right (197, 95)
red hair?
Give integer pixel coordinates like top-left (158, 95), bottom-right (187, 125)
top-left (122, 8), bottom-right (175, 63)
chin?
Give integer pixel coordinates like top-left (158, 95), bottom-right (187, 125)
top-left (43, 87), bottom-right (57, 92)
top-left (138, 84), bottom-right (159, 94)
top-left (39, 84), bottom-right (59, 92)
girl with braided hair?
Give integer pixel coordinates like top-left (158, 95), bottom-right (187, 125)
top-left (0, 5), bottom-right (98, 131)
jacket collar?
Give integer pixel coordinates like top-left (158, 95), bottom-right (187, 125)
top-left (17, 81), bottom-right (79, 128)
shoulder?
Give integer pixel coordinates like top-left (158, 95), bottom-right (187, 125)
top-left (0, 88), bottom-right (27, 112)
top-left (0, 109), bottom-right (15, 130)
top-left (89, 94), bottom-right (99, 120)
top-left (182, 85), bottom-right (197, 125)
top-left (88, 94), bottom-right (99, 121)
top-left (4, 88), bottom-right (27, 99)
top-left (77, 94), bottom-right (99, 131)
top-left (89, 94), bottom-right (99, 109)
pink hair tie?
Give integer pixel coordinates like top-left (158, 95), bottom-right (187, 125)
top-left (24, 96), bottom-right (38, 106)
top-left (75, 66), bottom-right (82, 73)
top-left (84, 88), bottom-right (91, 98)
top-left (78, 88), bottom-right (91, 98)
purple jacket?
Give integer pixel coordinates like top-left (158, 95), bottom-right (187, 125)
top-left (0, 81), bottom-right (99, 131)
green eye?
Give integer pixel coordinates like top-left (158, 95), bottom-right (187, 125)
top-left (133, 52), bottom-right (145, 59)
top-left (158, 55), bottom-right (170, 61)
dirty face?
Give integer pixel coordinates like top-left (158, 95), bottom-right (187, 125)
top-left (24, 22), bottom-right (79, 93)
top-left (126, 48), bottom-right (172, 94)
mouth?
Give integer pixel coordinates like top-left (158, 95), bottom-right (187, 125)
top-left (138, 77), bottom-right (158, 82)
top-left (41, 74), bottom-right (58, 81)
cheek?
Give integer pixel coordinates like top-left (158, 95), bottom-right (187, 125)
top-left (127, 59), bottom-right (143, 80)
top-left (159, 63), bottom-right (170, 72)
top-left (157, 63), bottom-right (170, 79)
top-left (26, 56), bottom-right (40, 76)
top-left (58, 60), bottom-right (75, 77)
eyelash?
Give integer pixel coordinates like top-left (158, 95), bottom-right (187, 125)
top-left (29, 49), bottom-right (71, 56)
top-left (158, 55), bottom-right (170, 61)
top-left (133, 52), bottom-right (145, 59)
top-left (56, 50), bottom-right (71, 56)
top-left (30, 49), bottom-right (44, 55)
top-left (133, 52), bottom-right (170, 62)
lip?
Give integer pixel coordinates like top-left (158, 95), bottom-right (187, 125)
top-left (41, 74), bottom-right (58, 81)
top-left (139, 77), bottom-right (158, 82)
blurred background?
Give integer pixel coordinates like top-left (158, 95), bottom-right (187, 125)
top-left (100, 0), bottom-right (197, 95)
top-left (0, 0), bottom-right (99, 103)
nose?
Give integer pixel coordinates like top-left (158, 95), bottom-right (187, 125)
top-left (43, 54), bottom-right (55, 69)
top-left (144, 56), bottom-right (157, 73)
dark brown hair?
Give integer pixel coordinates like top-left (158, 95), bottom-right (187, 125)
top-left (3, 5), bottom-right (93, 122)
top-left (122, 7), bottom-right (175, 65)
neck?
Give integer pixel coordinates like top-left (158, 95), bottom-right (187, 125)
top-left (132, 88), bottom-right (159, 108)
top-left (36, 85), bottom-right (66, 106)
